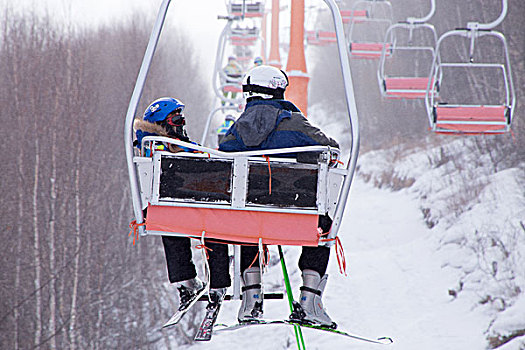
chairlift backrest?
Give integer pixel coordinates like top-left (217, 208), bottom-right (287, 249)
top-left (135, 137), bottom-right (346, 246)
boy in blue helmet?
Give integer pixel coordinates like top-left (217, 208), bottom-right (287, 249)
top-left (219, 66), bottom-right (339, 328)
top-left (134, 97), bottom-right (231, 321)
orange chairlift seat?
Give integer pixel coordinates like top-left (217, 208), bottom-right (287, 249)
top-left (125, 0), bottom-right (360, 306)
top-left (340, 9), bottom-right (368, 24)
top-left (377, 0), bottom-right (440, 99)
top-left (425, 0), bottom-right (515, 134)
top-left (347, 0), bottom-right (393, 59)
top-left (306, 30), bottom-right (337, 46)
top-left (230, 27), bottom-right (259, 46)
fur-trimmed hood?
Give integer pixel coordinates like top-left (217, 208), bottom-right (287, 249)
top-left (133, 118), bottom-right (172, 137)
top-left (134, 118), bottom-right (186, 153)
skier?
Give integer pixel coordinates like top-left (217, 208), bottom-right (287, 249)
top-left (134, 97), bottom-right (231, 323)
top-left (253, 56), bottom-right (263, 67)
top-left (217, 114), bottom-right (236, 145)
top-left (219, 65), bottom-right (339, 328)
top-left (220, 56), bottom-right (243, 105)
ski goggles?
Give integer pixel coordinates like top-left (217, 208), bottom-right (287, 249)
top-left (166, 108), bottom-right (185, 126)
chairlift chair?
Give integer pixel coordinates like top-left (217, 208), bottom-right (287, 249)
top-left (347, 0), bottom-right (394, 59)
top-left (306, 30), bottom-right (337, 46)
top-left (124, 1), bottom-right (360, 331)
top-left (212, 22), bottom-right (247, 108)
top-left (340, 9), bottom-right (368, 24)
top-left (377, 0), bottom-right (440, 99)
top-left (306, 30), bottom-right (323, 46)
top-left (228, 0), bottom-right (265, 18)
top-left (425, 0), bottom-right (515, 134)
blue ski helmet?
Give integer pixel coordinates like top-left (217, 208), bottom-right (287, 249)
top-left (143, 97), bottom-right (185, 123)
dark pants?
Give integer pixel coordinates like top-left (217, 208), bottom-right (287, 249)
top-left (240, 245), bottom-right (331, 277)
top-left (162, 236), bottom-right (231, 289)
top-left (240, 215), bottom-right (333, 276)
top-left (163, 215), bottom-right (332, 287)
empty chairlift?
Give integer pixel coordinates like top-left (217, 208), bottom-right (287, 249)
top-left (425, 0), bottom-right (515, 134)
top-left (377, 0), bottom-right (439, 99)
top-left (347, 0), bottom-right (394, 59)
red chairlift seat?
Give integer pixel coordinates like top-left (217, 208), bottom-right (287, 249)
top-left (317, 31), bottom-right (337, 44)
top-left (383, 77), bottom-right (435, 99)
top-left (222, 84), bottom-right (243, 93)
top-left (306, 30), bottom-right (324, 46)
top-left (341, 9), bottom-right (368, 24)
top-left (347, 0), bottom-right (393, 59)
top-left (432, 105), bottom-right (510, 134)
top-left (349, 42), bottom-right (391, 58)
top-left (147, 207), bottom-right (320, 246)
top-left (231, 39), bottom-right (257, 47)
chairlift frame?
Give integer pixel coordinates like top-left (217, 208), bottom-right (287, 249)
top-left (124, 0), bottom-right (359, 310)
top-left (377, 0), bottom-right (440, 99)
top-left (347, 0), bottom-right (394, 59)
top-left (424, 0), bottom-right (515, 134)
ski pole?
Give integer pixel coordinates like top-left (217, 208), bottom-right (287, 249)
top-left (278, 245), bottom-right (306, 350)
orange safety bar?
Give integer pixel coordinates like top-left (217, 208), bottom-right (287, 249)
top-left (146, 205), bottom-right (320, 246)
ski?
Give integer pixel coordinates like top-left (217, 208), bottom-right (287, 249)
top-left (286, 320), bottom-right (393, 345)
top-left (215, 319), bottom-right (285, 332)
top-left (215, 319), bottom-right (393, 345)
top-left (194, 292), bottom-right (225, 341)
top-left (162, 284), bottom-right (207, 329)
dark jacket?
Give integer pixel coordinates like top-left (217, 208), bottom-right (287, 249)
top-left (218, 99), bottom-right (339, 161)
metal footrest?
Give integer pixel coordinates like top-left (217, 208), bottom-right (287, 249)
top-left (198, 293), bottom-right (284, 301)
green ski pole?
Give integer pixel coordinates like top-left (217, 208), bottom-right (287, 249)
top-left (278, 245), bottom-right (306, 350)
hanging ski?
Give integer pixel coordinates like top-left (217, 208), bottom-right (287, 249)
top-left (194, 289), bottom-right (227, 341)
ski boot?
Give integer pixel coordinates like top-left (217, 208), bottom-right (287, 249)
top-left (175, 277), bottom-right (206, 312)
top-left (208, 287), bottom-right (227, 309)
top-left (289, 269), bottom-right (337, 329)
top-left (237, 267), bottom-right (264, 323)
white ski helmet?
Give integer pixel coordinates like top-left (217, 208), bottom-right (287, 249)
top-left (242, 65), bottom-right (289, 100)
